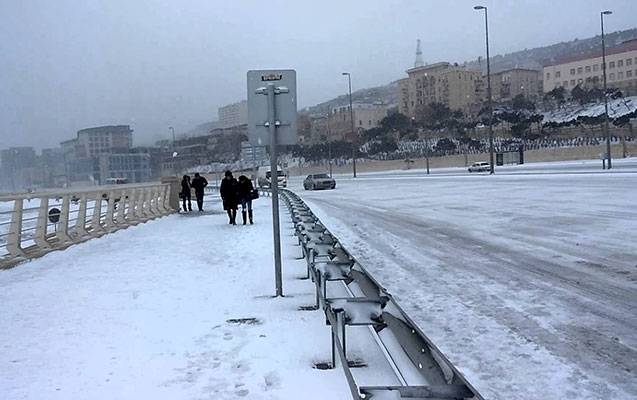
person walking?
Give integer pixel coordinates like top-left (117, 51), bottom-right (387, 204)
top-left (180, 175), bottom-right (192, 212)
top-left (237, 175), bottom-right (255, 225)
top-left (190, 172), bottom-right (208, 212)
top-left (219, 170), bottom-right (239, 225)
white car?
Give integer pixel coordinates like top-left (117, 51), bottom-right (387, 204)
top-left (468, 161), bottom-right (491, 173)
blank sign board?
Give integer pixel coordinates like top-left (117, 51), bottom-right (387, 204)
top-left (247, 69), bottom-right (298, 146)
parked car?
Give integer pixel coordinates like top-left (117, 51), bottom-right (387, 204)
top-left (303, 174), bottom-right (336, 190)
top-left (468, 161), bottom-right (491, 173)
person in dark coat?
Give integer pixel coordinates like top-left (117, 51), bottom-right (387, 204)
top-left (237, 175), bottom-right (255, 225)
top-left (190, 172), bottom-right (208, 212)
top-left (180, 175), bottom-right (192, 212)
top-left (219, 170), bottom-right (239, 224)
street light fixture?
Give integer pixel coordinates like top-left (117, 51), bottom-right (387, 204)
top-left (474, 5), bottom-right (495, 174)
top-left (342, 72), bottom-right (357, 177)
top-left (601, 10), bottom-right (613, 169)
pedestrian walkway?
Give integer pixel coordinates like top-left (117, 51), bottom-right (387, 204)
top-left (0, 199), bottom-right (349, 400)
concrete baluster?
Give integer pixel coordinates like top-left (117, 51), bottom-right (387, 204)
top-left (151, 186), bottom-right (161, 216)
top-left (74, 194), bottom-right (89, 239)
top-left (90, 192), bottom-right (105, 236)
top-left (104, 190), bottom-right (116, 231)
top-left (5, 199), bottom-right (26, 259)
top-left (134, 188), bottom-right (145, 221)
top-left (56, 195), bottom-right (72, 245)
top-left (116, 189), bottom-right (127, 225)
top-left (34, 196), bottom-right (52, 251)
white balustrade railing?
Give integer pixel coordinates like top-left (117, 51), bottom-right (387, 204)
top-left (0, 182), bottom-right (176, 269)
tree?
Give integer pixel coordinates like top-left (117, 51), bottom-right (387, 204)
top-left (512, 94), bottom-right (535, 111)
top-left (434, 138), bottom-right (456, 152)
top-left (380, 113), bottom-right (410, 132)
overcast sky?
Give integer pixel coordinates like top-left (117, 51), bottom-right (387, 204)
top-left (1, 0), bottom-right (635, 150)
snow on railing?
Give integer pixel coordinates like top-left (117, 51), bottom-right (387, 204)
top-left (0, 182), bottom-right (176, 269)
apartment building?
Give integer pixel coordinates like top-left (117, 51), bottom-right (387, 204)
top-left (543, 39), bottom-right (637, 96)
top-left (398, 62), bottom-right (483, 118)
top-left (218, 100), bottom-right (248, 129)
top-left (328, 103), bottom-right (388, 141)
top-left (75, 125), bottom-right (133, 158)
top-left (491, 68), bottom-right (542, 102)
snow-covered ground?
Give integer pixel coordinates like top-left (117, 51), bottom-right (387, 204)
top-left (0, 198), bottom-right (355, 399)
top-left (294, 166), bottom-right (637, 400)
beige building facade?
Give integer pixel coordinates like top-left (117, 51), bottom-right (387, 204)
top-left (491, 68), bottom-right (542, 102)
top-left (398, 62), bottom-right (483, 118)
top-left (328, 103), bottom-right (388, 141)
top-left (543, 39), bottom-right (637, 96)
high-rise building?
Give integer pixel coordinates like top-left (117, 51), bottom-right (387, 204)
top-left (76, 125), bottom-right (133, 158)
top-left (218, 100), bottom-right (248, 129)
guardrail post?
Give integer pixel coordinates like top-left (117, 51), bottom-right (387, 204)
top-left (34, 196), bottom-right (52, 251)
top-left (74, 194), bottom-right (89, 238)
top-left (57, 195), bottom-right (72, 244)
top-left (6, 199), bottom-right (26, 258)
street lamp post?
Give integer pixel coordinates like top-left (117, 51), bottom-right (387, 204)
top-left (342, 72), bottom-right (357, 178)
top-left (326, 114), bottom-right (333, 177)
top-left (474, 5), bottom-right (495, 174)
top-left (169, 126), bottom-right (176, 175)
top-left (601, 10), bottom-right (613, 170)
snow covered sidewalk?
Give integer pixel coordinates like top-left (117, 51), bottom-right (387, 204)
top-left (0, 198), bottom-right (350, 399)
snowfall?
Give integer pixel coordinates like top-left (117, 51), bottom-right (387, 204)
top-left (1, 158), bottom-right (637, 400)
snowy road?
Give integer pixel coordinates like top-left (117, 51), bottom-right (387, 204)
top-left (293, 167), bottom-right (637, 399)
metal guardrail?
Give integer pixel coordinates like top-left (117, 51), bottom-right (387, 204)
top-left (0, 183), bottom-right (175, 269)
top-left (280, 189), bottom-right (484, 400)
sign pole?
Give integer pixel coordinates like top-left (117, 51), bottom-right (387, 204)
top-left (267, 83), bottom-right (283, 297)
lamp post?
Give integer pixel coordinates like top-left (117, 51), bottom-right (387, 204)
top-left (342, 72), bottom-right (357, 177)
top-left (325, 114), bottom-right (333, 177)
top-left (601, 10), bottom-right (613, 170)
top-left (474, 5), bottom-right (495, 174)
top-left (169, 126), bottom-right (176, 175)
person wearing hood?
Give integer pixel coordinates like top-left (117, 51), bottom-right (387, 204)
top-left (180, 175), bottom-right (192, 212)
top-left (219, 170), bottom-right (239, 224)
top-left (237, 175), bottom-right (255, 225)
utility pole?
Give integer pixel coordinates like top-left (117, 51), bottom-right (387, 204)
top-left (342, 72), bottom-right (357, 177)
top-left (474, 5), bottom-right (495, 174)
top-left (601, 10), bottom-right (613, 169)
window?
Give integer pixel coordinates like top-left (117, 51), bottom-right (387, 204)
top-left (593, 64), bottom-right (599, 72)
top-left (585, 66), bottom-right (591, 73)
top-left (563, 80), bottom-right (568, 87)
top-left (546, 72), bottom-right (551, 80)
top-left (570, 79), bottom-right (576, 86)
top-left (555, 71), bottom-right (561, 78)
top-left (577, 67), bottom-right (583, 74)
top-left (609, 61), bottom-right (615, 69)
top-left (618, 72), bottom-right (623, 80)
top-left (577, 78), bottom-right (583, 84)
top-left (618, 60), bottom-right (623, 68)
top-left (627, 70), bottom-right (633, 78)
top-left (627, 59), bottom-right (633, 66)
top-left (609, 73), bottom-right (615, 81)
top-left (570, 68), bottom-right (576, 75)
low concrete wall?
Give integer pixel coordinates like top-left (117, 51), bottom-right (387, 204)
top-left (289, 142), bottom-right (636, 176)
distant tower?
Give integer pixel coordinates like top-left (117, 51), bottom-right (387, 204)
top-left (414, 39), bottom-right (424, 68)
